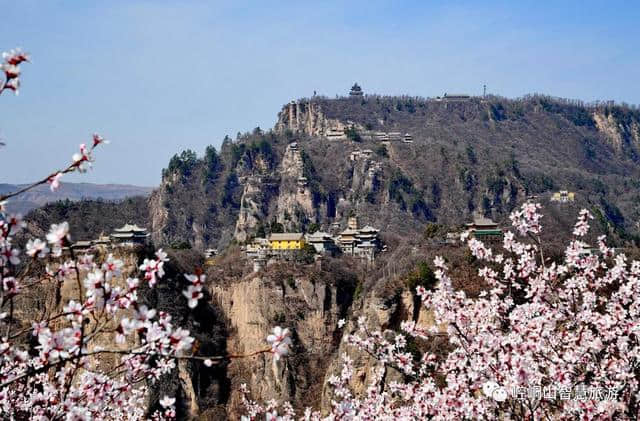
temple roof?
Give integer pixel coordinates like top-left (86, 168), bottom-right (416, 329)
top-left (308, 231), bottom-right (332, 241)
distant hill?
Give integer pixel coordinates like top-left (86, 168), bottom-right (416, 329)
top-left (24, 197), bottom-right (150, 241)
top-left (0, 182), bottom-right (153, 214)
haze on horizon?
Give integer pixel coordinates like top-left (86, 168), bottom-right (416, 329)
top-left (1, 0), bottom-right (639, 187)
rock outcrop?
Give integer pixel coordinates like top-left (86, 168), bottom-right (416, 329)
top-left (208, 263), bottom-right (354, 418)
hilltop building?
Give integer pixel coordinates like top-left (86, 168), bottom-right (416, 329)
top-left (551, 190), bottom-right (575, 203)
top-left (349, 83), bottom-right (363, 97)
top-left (111, 223), bottom-right (149, 246)
top-left (438, 93), bottom-right (471, 101)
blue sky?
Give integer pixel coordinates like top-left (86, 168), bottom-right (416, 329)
top-left (1, 1), bottom-right (639, 186)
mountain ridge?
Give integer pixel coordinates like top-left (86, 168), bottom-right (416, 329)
top-left (149, 93), bottom-right (640, 250)
top-left (1, 182), bottom-right (153, 214)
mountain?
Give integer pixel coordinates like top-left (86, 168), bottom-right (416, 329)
top-left (0, 182), bottom-right (153, 214)
top-left (18, 92), bottom-right (640, 418)
top-left (149, 94), bottom-right (640, 251)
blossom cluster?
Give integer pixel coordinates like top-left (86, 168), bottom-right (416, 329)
top-left (0, 48), bottom-right (29, 95)
top-left (182, 272), bottom-right (205, 309)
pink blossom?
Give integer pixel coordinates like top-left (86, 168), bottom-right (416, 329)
top-left (0, 243), bottom-right (20, 265)
top-left (266, 326), bottom-right (293, 361)
top-left (72, 143), bottom-right (93, 172)
top-left (159, 396), bottom-right (175, 408)
top-left (92, 133), bottom-right (109, 147)
top-left (2, 277), bottom-right (19, 295)
top-left (25, 238), bottom-right (49, 258)
top-left (2, 48), bottom-right (30, 65)
top-left (3, 77), bottom-right (19, 94)
top-left (102, 254), bottom-right (123, 280)
top-left (6, 213), bottom-right (26, 235)
top-left (182, 284), bottom-right (203, 309)
top-left (48, 172), bottom-right (63, 191)
top-left (46, 221), bottom-right (70, 245)
top-left (1, 63), bottom-right (20, 79)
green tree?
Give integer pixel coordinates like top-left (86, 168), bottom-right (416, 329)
top-left (406, 261), bottom-right (436, 291)
top-left (344, 126), bottom-right (361, 142)
top-left (270, 219), bottom-right (284, 233)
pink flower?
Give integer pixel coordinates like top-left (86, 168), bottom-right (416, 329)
top-left (48, 172), bottom-right (62, 192)
top-left (573, 209), bottom-right (593, 237)
top-left (92, 133), bottom-right (109, 147)
top-left (182, 285), bottom-right (203, 309)
top-left (102, 254), bottom-right (123, 280)
top-left (2, 48), bottom-right (30, 65)
top-left (169, 328), bottom-right (194, 353)
top-left (72, 143), bottom-right (93, 172)
top-left (4, 77), bottom-right (19, 95)
top-left (46, 221), bottom-right (69, 245)
top-left (159, 396), bottom-right (175, 408)
top-left (266, 326), bottom-right (293, 361)
top-left (1, 244), bottom-right (20, 266)
top-left (7, 213), bottom-right (26, 235)
top-left (2, 277), bottom-right (19, 295)
top-left (155, 248), bottom-right (169, 262)
top-left (63, 300), bottom-right (86, 324)
top-left (1, 63), bottom-right (20, 79)
top-left (26, 238), bottom-right (49, 258)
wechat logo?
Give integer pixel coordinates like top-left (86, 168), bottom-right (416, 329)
top-left (483, 381), bottom-right (507, 402)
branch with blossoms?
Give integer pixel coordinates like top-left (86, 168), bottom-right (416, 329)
top-left (0, 48), bottom-right (294, 420)
top-left (0, 48), bottom-right (28, 96)
top-left (0, 133), bottom-right (108, 203)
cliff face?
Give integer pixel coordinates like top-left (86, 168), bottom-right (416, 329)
top-left (209, 269), bottom-right (346, 418)
top-left (593, 109), bottom-right (640, 153)
top-left (273, 143), bottom-right (315, 230)
top-left (275, 101), bottom-right (346, 138)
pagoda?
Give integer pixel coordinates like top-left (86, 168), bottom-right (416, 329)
top-left (349, 83), bottom-right (363, 97)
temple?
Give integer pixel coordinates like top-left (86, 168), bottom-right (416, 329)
top-left (465, 214), bottom-right (503, 240)
top-left (111, 223), bottom-right (149, 246)
top-left (338, 217), bottom-right (381, 262)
